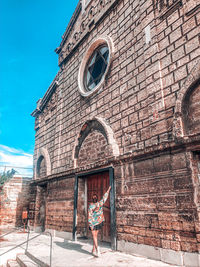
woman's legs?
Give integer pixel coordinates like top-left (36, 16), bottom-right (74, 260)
top-left (91, 229), bottom-right (99, 254)
top-left (91, 230), bottom-right (97, 253)
top-left (95, 230), bottom-right (99, 250)
top-left (95, 230), bottom-right (100, 256)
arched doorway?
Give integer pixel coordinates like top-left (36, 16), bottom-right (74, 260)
top-left (73, 167), bottom-right (116, 250)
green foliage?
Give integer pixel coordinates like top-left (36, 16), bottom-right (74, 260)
top-left (0, 169), bottom-right (16, 207)
top-left (0, 169), bottom-right (16, 188)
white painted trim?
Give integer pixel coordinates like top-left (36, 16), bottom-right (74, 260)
top-left (117, 240), bottom-right (200, 267)
top-left (173, 60), bottom-right (200, 138)
top-left (72, 116), bottom-right (119, 168)
top-left (55, 230), bottom-right (73, 240)
top-left (78, 35), bottom-right (115, 97)
top-left (35, 147), bottom-right (52, 179)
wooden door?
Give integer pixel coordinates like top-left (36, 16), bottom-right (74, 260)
top-left (87, 171), bottom-right (110, 242)
top-left (197, 153), bottom-right (200, 180)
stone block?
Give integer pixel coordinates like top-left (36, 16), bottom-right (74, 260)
top-left (183, 252), bottom-right (200, 267)
top-left (160, 248), bottom-right (183, 265)
top-left (169, 27), bottom-right (182, 44)
top-left (56, 230), bottom-right (73, 240)
top-left (185, 36), bottom-right (199, 54)
top-left (117, 240), bottom-right (161, 261)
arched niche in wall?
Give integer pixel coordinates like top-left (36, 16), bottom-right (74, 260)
top-left (173, 60), bottom-right (200, 139)
top-left (183, 79), bottom-right (200, 136)
top-left (73, 117), bottom-right (120, 168)
top-left (35, 147), bottom-right (52, 179)
top-left (37, 156), bottom-right (46, 178)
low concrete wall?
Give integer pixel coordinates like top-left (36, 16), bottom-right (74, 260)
top-left (45, 229), bottom-right (73, 240)
top-left (117, 240), bottom-right (200, 267)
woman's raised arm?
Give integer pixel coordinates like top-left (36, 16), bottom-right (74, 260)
top-left (99, 186), bottom-right (111, 206)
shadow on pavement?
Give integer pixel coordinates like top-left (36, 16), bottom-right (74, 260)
top-left (55, 240), bottom-right (92, 256)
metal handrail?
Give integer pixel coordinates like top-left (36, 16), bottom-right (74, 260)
top-left (0, 226), bottom-right (30, 256)
top-left (25, 231), bottom-right (53, 267)
top-left (0, 227), bottom-right (52, 267)
top-left (0, 226), bottom-right (28, 238)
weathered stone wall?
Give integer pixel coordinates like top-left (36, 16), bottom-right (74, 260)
top-left (28, 185), bottom-right (36, 228)
top-left (32, 0), bottom-right (200, 257)
top-left (77, 178), bottom-right (87, 236)
top-left (77, 131), bottom-right (112, 168)
top-left (115, 151), bottom-right (198, 253)
top-left (33, 0), bottom-right (199, 173)
top-left (0, 177), bottom-right (33, 227)
top-left (45, 178), bottom-right (75, 232)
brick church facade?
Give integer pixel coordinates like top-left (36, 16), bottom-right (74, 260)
top-left (31, 0), bottom-right (200, 265)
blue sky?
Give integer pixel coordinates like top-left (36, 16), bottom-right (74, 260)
top-left (0, 0), bottom-right (79, 175)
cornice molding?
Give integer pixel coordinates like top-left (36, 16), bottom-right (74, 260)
top-left (31, 72), bottom-right (60, 117)
top-left (55, 1), bottom-right (82, 54)
top-left (56, 0), bottom-right (119, 67)
top-left (31, 136), bottom-right (200, 185)
top-left (32, 0), bottom-right (119, 118)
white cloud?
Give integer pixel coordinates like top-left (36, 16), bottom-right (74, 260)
top-left (0, 144), bottom-right (25, 154)
top-left (0, 144), bottom-right (33, 177)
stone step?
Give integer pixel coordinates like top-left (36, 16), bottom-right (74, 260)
top-left (16, 254), bottom-right (39, 267)
top-left (25, 252), bottom-right (49, 267)
top-left (7, 260), bottom-right (20, 267)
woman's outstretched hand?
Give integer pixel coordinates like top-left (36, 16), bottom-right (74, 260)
top-left (108, 186), bottom-right (111, 192)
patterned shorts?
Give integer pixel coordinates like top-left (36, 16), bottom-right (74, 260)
top-left (89, 222), bottom-right (104, 231)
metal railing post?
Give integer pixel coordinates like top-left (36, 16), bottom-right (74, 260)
top-left (25, 231), bottom-right (53, 267)
top-left (48, 232), bottom-right (53, 267)
top-left (25, 226), bottom-right (30, 253)
top-left (0, 227), bottom-right (53, 267)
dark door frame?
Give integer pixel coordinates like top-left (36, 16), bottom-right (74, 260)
top-left (72, 167), bottom-right (116, 250)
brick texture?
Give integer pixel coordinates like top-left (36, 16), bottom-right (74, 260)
top-left (77, 131), bottom-right (112, 168)
top-left (0, 177), bottom-right (33, 227)
top-left (31, 0), bottom-right (200, 253)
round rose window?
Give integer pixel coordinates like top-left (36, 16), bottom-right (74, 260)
top-left (78, 36), bottom-right (114, 97)
top-left (84, 45), bottom-right (109, 91)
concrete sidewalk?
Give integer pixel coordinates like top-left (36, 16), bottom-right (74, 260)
top-left (0, 230), bottom-right (179, 267)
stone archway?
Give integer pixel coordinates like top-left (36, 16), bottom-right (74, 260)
top-left (72, 117), bottom-right (119, 168)
top-left (173, 60), bottom-right (200, 139)
top-left (35, 147), bottom-right (51, 179)
top-left (182, 80), bottom-right (200, 135)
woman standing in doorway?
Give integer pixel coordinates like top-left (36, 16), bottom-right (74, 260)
top-left (88, 185), bottom-right (111, 257)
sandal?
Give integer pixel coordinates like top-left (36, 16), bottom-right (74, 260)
top-left (96, 247), bottom-right (101, 257)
